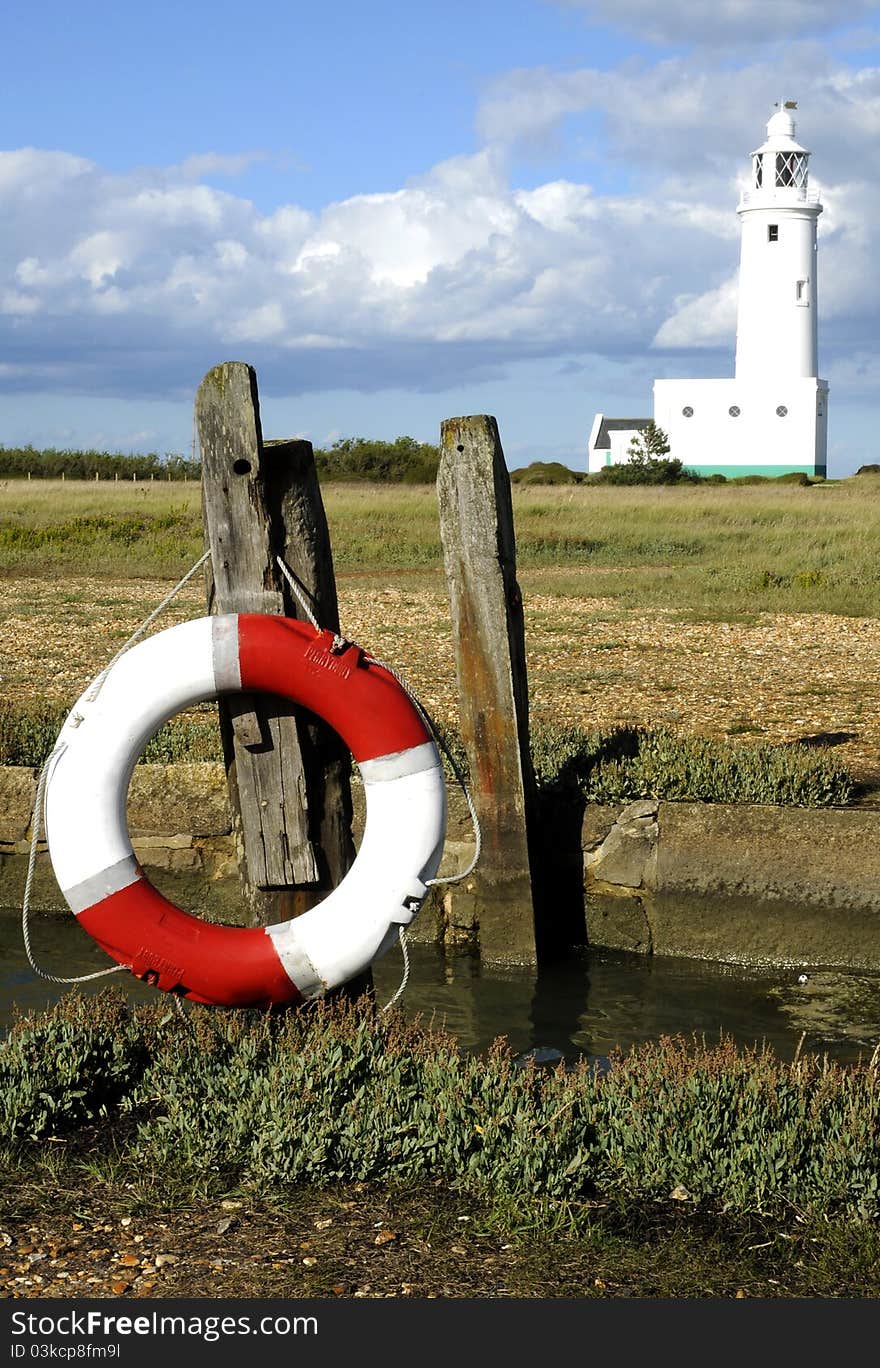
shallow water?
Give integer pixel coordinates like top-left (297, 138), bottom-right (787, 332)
top-left (5, 911), bottom-right (880, 1067)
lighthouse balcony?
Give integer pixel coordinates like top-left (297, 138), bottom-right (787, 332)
top-left (739, 187), bottom-right (820, 208)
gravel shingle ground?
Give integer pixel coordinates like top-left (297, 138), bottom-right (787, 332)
top-left (4, 575), bottom-right (879, 788)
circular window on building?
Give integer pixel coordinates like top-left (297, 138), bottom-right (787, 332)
top-left (728, 405), bottom-right (741, 417)
top-left (776, 405), bottom-right (788, 417)
top-left (682, 406), bottom-right (694, 417)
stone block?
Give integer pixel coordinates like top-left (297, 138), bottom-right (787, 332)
top-left (585, 891), bottom-right (652, 955)
top-left (586, 799), bottom-right (659, 888)
top-left (581, 804), bottom-right (618, 851)
top-left (128, 763), bottom-right (230, 837)
top-left (168, 848), bottom-right (202, 872)
top-left (0, 766), bottom-right (35, 843)
top-left (656, 802), bottom-right (880, 913)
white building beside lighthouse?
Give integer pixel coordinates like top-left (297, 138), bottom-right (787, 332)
top-left (590, 103), bottom-right (828, 478)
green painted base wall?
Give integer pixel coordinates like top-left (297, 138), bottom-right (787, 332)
top-left (685, 463), bottom-right (823, 479)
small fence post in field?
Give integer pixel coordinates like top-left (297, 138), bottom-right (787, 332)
top-left (436, 414), bottom-right (542, 963)
top-left (196, 363), bottom-right (360, 979)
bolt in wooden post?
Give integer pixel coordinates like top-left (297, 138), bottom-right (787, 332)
top-left (437, 415), bottom-right (541, 963)
top-left (197, 362), bottom-right (356, 936)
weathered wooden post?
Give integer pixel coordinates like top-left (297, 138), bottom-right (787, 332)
top-left (196, 362), bottom-right (358, 946)
top-left (436, 415), bottom-right (542, 963)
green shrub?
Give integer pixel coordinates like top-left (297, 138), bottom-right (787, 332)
top-left (529, 722), bottom-right (853, 808)
top-left (510, 462), bottom-right (582, 486)
top-left (596, 457), bottom-right (696, 486)
top-left (0, 447), bottom-right (198, 480)
top-left (3, 992), bottom-right (880, 1220)
top-left (1, 708), bottom-right (853, 809)
top-left (0, 700), bottom-right (223, 768)
top-left (313, 436), bottom-right (439, 483)
top-left (0, 992), bottom-right (150, 1143)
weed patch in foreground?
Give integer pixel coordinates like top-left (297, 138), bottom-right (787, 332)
top-left (3, 991), bottom-right (880, 1228)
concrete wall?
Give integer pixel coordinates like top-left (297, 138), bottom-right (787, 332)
top-left (583, 798), bottom-right (880, 970)
top-left (4, 764), bottom-right (880, 970)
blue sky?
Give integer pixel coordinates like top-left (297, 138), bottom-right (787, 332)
top-left (2, 0), bottom-right (879, 474)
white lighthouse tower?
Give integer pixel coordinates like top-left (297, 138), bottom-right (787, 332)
top-left (735, 102), bottom-right (821, 385)
top-left (592, 103), bottom-right (829, 477)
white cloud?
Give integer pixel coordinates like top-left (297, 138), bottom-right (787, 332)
top-left (2, 40), bottom-right (880, 403)
top-left (652, 276), bottom-right (738, 349)
top-left (555, 1), bottom-right (877, 47)
top-left (175, 151), bottom-right (269, 180)
top-left (478, 49), bottom-right (880, 179)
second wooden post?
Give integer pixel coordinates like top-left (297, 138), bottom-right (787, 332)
top-left (436, 414), bottom-right (541, 963)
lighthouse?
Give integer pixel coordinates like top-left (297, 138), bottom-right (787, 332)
top-left (590, 103), bottom-right (829, 477)
top-left (735, 102), bottom-right (821, 383)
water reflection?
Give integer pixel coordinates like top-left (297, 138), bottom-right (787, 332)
top-left (4, 911), bottom-right (880, 1067)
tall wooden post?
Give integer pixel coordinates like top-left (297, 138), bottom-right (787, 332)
top-left (196, 362), bottom-right (356, 933)
top-left (436, 415), bottom-right (541, 963)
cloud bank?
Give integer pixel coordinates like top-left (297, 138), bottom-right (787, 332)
top-left (555, 0), bottom-right (877, 47)
top-left (2, 38), bottom-right (879, 406)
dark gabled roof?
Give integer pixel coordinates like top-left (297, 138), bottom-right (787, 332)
top-left (592, 417), bottom-right (651, 449)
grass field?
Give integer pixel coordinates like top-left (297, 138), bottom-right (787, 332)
top-left (3, 476), bottom-right (880, 619)
top-left (2, 476), bottom-right (879, 784)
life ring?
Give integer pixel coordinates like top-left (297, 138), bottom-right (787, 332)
top-left (43, 614), bottom-right (447, 1008)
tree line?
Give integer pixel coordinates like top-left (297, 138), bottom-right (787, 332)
top-left (0, 436), bottom-right (441, 483)
top-left (0, 446), bottom-right (200, 480)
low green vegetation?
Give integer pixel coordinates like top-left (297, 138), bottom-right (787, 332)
top-left (1, 702), bottom-right (853, 807)
top-left (0, 699), bottom-right (222, 768)
top-left (594, 421), bottom-right (695, 486)
top-left (2, 990), bottom-right (879, 1225)
top-left (510, 461), bottom-right (583, 485)
top-left (2, 474), bottom-right (878, 619)
top-left (530, 723), bottom-right (854, 808)
top-left (0, 438), bottom-right (441, 485)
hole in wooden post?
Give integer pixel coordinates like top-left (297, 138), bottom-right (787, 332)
top-left (456, 445), bottom-right (464, 452)
top-left (232, 458), bottom-right (252, 475)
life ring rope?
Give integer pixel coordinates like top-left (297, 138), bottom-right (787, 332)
top-left (23, 547), bottom-right (481, 1009)
top-left (22, 547), bottom-right (217, 991)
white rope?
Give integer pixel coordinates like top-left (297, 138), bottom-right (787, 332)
top-left (22, 747), bottom-right (128, 986)
top-left (380, 926), bottom-right (410, 1013)
top-left (81, 549), bottom-right (211, 706)
top-left (275, 557), bottom-right (322, 632)
top-left (22, 548), bottom-right (213, 987)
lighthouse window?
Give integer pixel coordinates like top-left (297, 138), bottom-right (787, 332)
top-left (768, 224), bottom-right (779, 242)
top-left (796, 279), bottom-right (808, 304)
top-left (776, 405), bottom-right (788, 417)
top-left (754, 156), bottom-right (763, 188)
top-left (776, 152), bottom-right (808, 188)
top-left (682, 406), bottom-right (694, 417)
top-left (728, 406), bottom-right (741, 418)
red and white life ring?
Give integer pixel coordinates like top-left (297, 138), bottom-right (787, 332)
top-left (43, 614), bottom-right (447, 1008)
